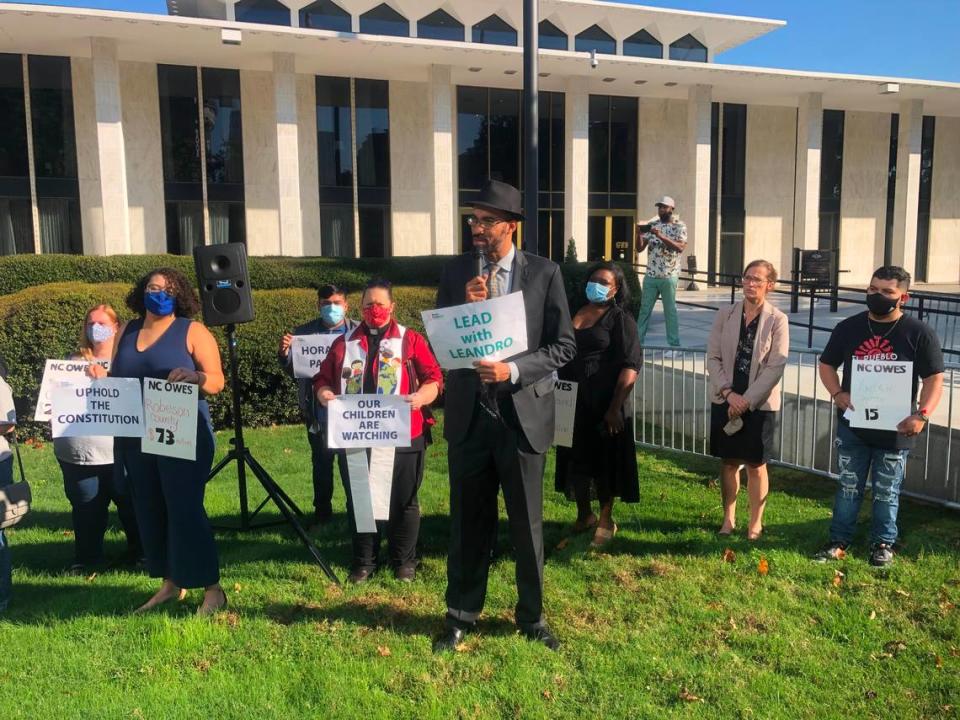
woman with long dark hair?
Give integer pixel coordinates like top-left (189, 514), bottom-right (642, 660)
top-left (555, 262), bottom-right (643, 548)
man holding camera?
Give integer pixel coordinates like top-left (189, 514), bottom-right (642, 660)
top-left (635, 196), bottom-right (687, 349)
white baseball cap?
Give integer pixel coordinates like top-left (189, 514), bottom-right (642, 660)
top-left (655, 196), bottom-right (676, 208)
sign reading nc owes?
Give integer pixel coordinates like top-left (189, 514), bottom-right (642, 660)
top-left (421, 293), bottom-right (528, 370)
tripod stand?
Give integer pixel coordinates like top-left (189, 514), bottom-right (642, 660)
top-left (208, 323), bottom-right (340, 584)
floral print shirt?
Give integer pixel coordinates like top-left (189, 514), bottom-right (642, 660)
top-left (641, 216), bottom-right (688, 279)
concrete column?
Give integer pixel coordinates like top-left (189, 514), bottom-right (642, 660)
top-left (273, 53), bottom-right (304, 256)
top-left (226, 1), bottom-right (236, 21)
top-left (890, 99), bottom-right (923, 272)
top-left (84, 38), bottom-right (130, 255)
top-left (686, 84), bottom-right (711, 273)
top-left (564, 77), bottom-right (589, 261)
top-left (427, 65), bottom-right (455, 255)
top-left (792, 92), bottom-right (822, 251)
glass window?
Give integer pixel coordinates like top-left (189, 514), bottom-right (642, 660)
top-left (624, 29), bottom-right (662, 58)
top-left (538, 91), bottom-right (565, 195)
top-left (0, 198), bottom-right (34, 256)
top-left (164, 201), bottom-right (204, 255)
top-left (669, 34), bottom-right (707, 62)
top-left (588, 95), bottom-right (637, 208)
top-left (234, 0), bottom-right (291, 26)
top-left (457, 86), bottom-right (487, 192)
top-left (158, 64), bottom-right (202, 184)
top-left (358, 205), bottom-right (389, 257)
top-left (719, 103), bottom-right (746, 278)
top-left (208, 201), bottom-right (246, 245)
top-left (588, 95), bottom-right (610, 195)
top-left (300, 0), bottom-right (351, 32)
top-left (320, 204), bottom-right (355, 257)
top-left (818, 109), bottom-right (844, 252)
top-left (488, 88), bottom-right (520, 189)
top-left (201, 68), bottom-right (244, 187)
top-left (316, 76), bottom-right (352, 189)
top-left (538, 20), bottom-right (567, 50)
top-left (915, 115), bottom-right (935, 281)
top-left (417, 9), bottom-right (464, 42)
top-left (359, 3), bottom-right (409, 38)
top-left (575, 24), bottom-right (615, 55)
top-left (472, 15), bottom-right (517, 47)
top-left (0, 54), bottom-right (29, 180)
top-left (37, 197), bottom-right (82, 254)
top-left (609, 96), bottom-right (637, 194)
top-left (29, 55), bottom-right (78, 182)
top-left (354, 79), bottom-right (390, 190)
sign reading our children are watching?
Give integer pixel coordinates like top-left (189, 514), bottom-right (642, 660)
top-left (421, 293), bottom-right (528, 370)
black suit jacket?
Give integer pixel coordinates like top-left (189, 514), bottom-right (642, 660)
top-left (436, 250), bottom-right (576, 454)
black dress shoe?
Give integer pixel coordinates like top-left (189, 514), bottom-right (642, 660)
top-left (348, 567), bottom-right (374, 584)
top-left (520, 624), bottom-right (559, 651)
top-left (432, 625), bottom-right (466, 653)
top-left (394, 565), bottom-right (416, 582)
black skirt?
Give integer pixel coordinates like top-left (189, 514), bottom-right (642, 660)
top-left (709, 402), bottom-right (777, 465)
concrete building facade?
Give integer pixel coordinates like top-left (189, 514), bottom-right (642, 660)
top-left (0, 0), bottom-right (959, 285)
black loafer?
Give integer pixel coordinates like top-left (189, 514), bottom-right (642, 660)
top-left (520, 624), bottom-right (559, 651)
top-left (348, 567), bottom-right (374, 584)
top-left (432, 625), bottom-right (467, 653)
top-left (394, 565), bottom-right (416, 582)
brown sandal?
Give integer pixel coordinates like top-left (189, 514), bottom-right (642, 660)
top-left (572, 515), bottom-right (599, 534)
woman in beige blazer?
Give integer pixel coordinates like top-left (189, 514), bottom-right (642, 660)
top-left (706, 260), bottom-right (789, 540)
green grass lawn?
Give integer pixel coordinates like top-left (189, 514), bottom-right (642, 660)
top-left (2, 415), bottom-right (958, 719)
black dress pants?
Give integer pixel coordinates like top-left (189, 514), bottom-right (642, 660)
top-left (306, 427), bottom-right (347, 517)
top-left (344, 447), bottom-right (425, 572)
top-left (445, 400), bottom-right (546, 629)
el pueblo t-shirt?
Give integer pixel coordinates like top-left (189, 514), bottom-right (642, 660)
top-left (820, 311), bottom-right (944, 450)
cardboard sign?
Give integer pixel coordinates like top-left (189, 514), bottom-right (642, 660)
top-left (421, 293), bottom-right (528, 370)
top-left (326, 394), bottom-right (411, 449)
top-left (847, 359), bottom-right (913, 432)
top-left (291, 334), bottom-right (339, 379)
top-left (141, 378), bottom-right (200, 460)
top-left (553, 379), bottom-right (578, 447)
top-left (35, 359), bottom-right (110, 421)
top-left (50, 377), bottom-right (144, 438)
top-left (344, 447), bottom-right (395, 533)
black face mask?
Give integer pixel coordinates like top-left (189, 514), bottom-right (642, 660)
top-left (866, 291), bottom-right (900, 316)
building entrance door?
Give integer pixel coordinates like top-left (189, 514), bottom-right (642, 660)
top-left (587, 212), bottom-right (635, 262)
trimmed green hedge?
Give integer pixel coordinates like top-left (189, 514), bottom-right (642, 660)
top-left (0, 282), bottom-right (435, 439)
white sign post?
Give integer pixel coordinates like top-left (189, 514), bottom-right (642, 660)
top-left (326, 395), bottom-right (411, 449)
top-left (553, 379), bottom-right (578, 447)
top-left (421, 293), bottom-right (528, 370)
top-left (141, 379), bottom-right (200, 460)
top-left (847, 359), bottom-right (913, 432)
top-left (34, 359), bottom-right (110, 421)
top-left (291, 334), bottom-right (339, 379)
top-left (50, 377), bottom-right (145, 438)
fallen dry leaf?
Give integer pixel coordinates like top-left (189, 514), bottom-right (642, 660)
top-left (555, 538), bottom-right (570, 551)
top-left (757, 557), bottom-right (769, 576)
top-left (678, 687), bottom-right (703, 703)
top-left (934, 654), bottom-right (944, 669)
top-left (542, 689), bottom-right (553, 701)
top-left (376, 645), bottom-right (391, 657)
top-left (869, 610), bottom-right (877, 620)
top-left (883, 640), bottom-right (907, 656)
top-left (835, 548), bottom-right (847, 560)
top-left (832, 570), bottom-right (844, 587)
top-left (233, 583), bottom-right (242, 593)
top-left (722, 548), bottom-right (736, 563)
top-left (894, 589), bottom-right (911, 598)
top-left (865, 690), bottom-right (877, 700)
top-left (85, 572), bottom-right (98, 582)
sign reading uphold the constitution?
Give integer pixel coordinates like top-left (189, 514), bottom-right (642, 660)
top-left (421, 293), bottom-right (528, 370)
top-left (141, 379), bottom-right (199, 461)
top-left (327, 395), bottom-right (411, 449)
top-left (50, 377), bottom-right (144, 438)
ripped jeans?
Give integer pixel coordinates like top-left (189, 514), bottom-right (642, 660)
top-left (829, 423), bottom-right (909, 546)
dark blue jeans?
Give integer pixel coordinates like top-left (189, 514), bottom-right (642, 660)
top-left (829, 423), bottom-right (909, 546)
top-left (0, 456), bottom-right (14, 612)
top-left (59, 460), bottom-right (142, 566)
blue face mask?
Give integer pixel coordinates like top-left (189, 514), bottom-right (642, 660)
top-left (585, 281), bottom-right (611, 304)
top-left (87, 323), bottom-right (115, 344)
top-left (320, 303), bottom-right (345, 326)
top-left (144, 291), bottom-right (175, 317)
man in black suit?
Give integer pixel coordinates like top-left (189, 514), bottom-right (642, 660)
top-left (433, 180), bottom-right (576, 652)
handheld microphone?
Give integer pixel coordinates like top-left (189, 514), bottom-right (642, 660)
top-left (475, 248), bottom-right (487, 279)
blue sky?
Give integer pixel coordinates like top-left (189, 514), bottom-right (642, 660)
top-left (7, 0), bottom-right (960, 82)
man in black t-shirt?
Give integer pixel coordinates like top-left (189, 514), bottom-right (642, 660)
top-left (815, 266), bottom-right (945, 567)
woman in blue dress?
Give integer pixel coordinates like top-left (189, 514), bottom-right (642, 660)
top-left (93, 268), bottom-right (226, 615)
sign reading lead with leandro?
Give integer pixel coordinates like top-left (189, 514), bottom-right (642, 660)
top-left (421, 293), bottom-right (528, 370)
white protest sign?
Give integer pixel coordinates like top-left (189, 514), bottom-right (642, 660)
top-left (291, 334), bottom-right (339, 379)
top-left (327, 394), bottom-right (411, 449)
top-left (847, 359), bottom-right (913, 432)
top-left (553, 379), bottom-right (578, 447)
top-left (50, 377), bottom-right (144, 438)
top-left (421, 293), bottom-right (528, 370)
top-left (141, 378), bottom-right (199, 460)
top-left (34, 359), bottom-right (110, 421)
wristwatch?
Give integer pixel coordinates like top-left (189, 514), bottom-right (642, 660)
top-left (915, 408), bottom-right (930, 423)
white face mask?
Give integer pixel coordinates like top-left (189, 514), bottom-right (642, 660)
top-left (87, 323), bottom-right (115, 343)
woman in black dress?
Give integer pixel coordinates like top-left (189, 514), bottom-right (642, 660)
top-left (555, 262), bottom-right (643, 548)
top-left (706, 260), bottom-right (789, 540)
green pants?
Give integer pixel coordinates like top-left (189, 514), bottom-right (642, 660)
top-left (636, 275), bottom-right (681, 347)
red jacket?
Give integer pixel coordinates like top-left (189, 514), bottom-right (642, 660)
top-left (312, 320), bottom-right (443, 441)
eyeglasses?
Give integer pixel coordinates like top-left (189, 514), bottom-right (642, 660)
top-left (466, 215), bottom-right (507, 229)
top-left (145, 284), bottom-right (172, 295)
top-left (741, 275), bottom-right (770, 285)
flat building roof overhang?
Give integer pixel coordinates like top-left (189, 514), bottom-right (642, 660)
top-left (1, 3), bottom-right (958, 116)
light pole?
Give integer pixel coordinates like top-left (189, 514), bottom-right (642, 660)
top-left (522, 0), bottom-right (539, 254)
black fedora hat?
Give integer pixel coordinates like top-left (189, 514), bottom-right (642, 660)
top-left (470, 179), bottom-right (524, 221)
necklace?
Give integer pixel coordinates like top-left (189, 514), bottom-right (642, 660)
top-left (867, 313), bottom-right (902, 340)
